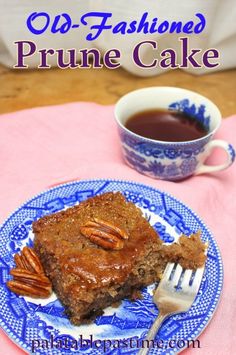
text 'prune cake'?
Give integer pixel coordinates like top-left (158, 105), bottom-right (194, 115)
top-left (33, 192), bottom-right (206, 325)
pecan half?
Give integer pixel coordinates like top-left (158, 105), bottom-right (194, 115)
top-left (80, 218), bottom-right (129, 250)
top-left (7, 247), bottom-right (52, 298)
top-left (7, 280), bottom-right (51, 298)
top-left (14, 247), bottom-right (44, 274)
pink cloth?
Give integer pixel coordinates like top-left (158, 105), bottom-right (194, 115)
top-left (0, 102), bottom-right (236, 355)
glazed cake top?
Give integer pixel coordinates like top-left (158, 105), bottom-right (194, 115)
top-left (33, 192), bottom-right (162, 289)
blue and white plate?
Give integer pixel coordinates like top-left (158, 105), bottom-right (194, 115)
top-left (0, 179), bottom-right (223, 354)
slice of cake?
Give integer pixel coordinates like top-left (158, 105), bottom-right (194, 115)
top-left (32, 192), bottom-right (206, 325)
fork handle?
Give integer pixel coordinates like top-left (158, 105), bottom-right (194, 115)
top-left (138, 312), bottom-right (167, 355)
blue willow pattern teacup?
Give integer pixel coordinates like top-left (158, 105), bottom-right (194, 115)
top-left (115, 87), bottom-right (235, 181)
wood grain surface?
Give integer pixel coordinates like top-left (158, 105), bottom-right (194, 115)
top-left (0, 64), bottom-right (236, 116)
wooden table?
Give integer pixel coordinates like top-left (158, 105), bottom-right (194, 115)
top-left (0, 64), bottom-right (236, 117)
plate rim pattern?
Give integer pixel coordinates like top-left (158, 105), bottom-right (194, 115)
top-left (0, 179), bottom-right (224, 354)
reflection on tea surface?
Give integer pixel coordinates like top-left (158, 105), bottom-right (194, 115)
top-left (125, 109), bottom-right (208, 142)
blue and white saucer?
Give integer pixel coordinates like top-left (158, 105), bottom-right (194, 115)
top-left (0, 179), bottom-right (223, 354)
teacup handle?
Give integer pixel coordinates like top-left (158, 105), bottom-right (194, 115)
top-left (195, 140), bottom-right (235, 175)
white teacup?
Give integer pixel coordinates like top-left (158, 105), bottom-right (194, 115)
top-left (115, 87), bottom-right (235, 180)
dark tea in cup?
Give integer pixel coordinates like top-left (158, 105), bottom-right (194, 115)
top-left (115, 87), bottom-right (235, 180)
top-left (125, 109), bottom-right (208, 142)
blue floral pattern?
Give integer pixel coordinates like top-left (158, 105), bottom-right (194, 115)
top-left (228, 144), bottom-right (236, 163)
top-left (118, 98), bottom-right (216, 180)
top-left (123, 141), bottom-right (203, 180)
top-left (147, 161), bottom-right (165, 175)
top-left (180, 157), bottom-right (198, 176)
top-left (11, 224), bottom-right (28, 240)
top-left (153, 222), bottom-right (175, 243)
top-left (164, 149), bottom-right (181, 160)
top-left (168, 99), bottom-right (210, 131)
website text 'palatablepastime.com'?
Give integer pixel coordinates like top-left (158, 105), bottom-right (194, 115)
top-left (31, 334), bottom-right (201, 353)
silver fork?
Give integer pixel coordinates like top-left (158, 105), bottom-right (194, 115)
top-left (138, 262), bottom-right (206, 355)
